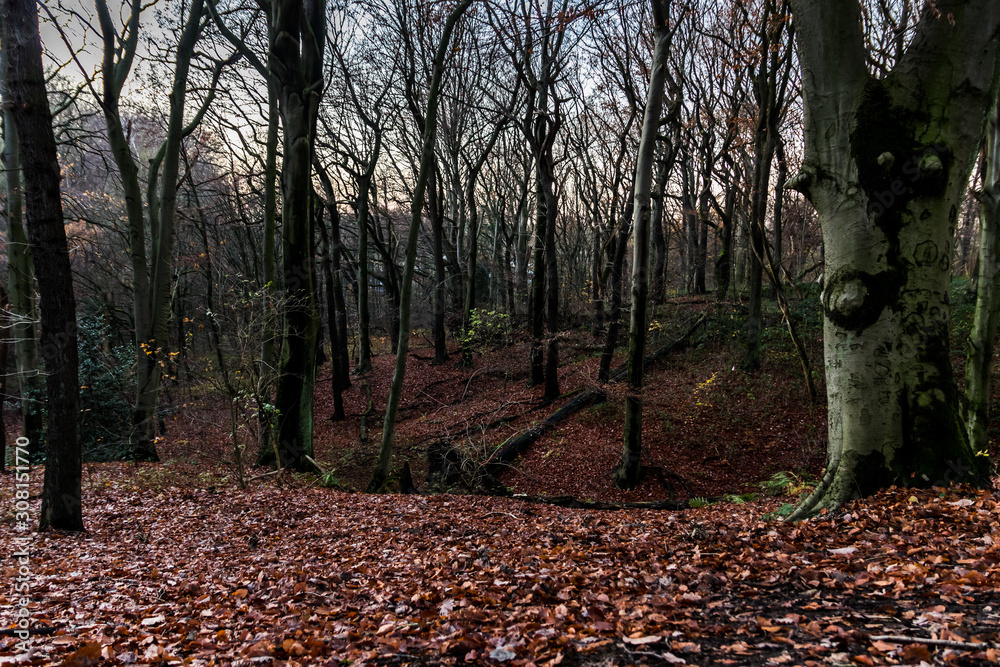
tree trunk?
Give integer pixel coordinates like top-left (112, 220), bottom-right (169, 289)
top-left (714, 188), bottom-right (737, 301)
top-left (137, 0), bottom-right (206, 461)
top-left (743, 1), bottom-right (791, 371)
top-left (599, 217), bottom-right (631, 382)
top-left (315, 161), bottom-right (351, 420)
top-left (964, 95), bottom-right (1000, 455)
top-left (369, 0), bottom-right (473, 492)
top-left (529, 174), bottom-right (547, 386)
top-left (460, 185), bottom-right (481, 367)
top-left (356, 173), bottom-right (374, 372)
top-left (317, 194), bottom-right (346, 421)
top-left (259, 73), bottom-right (279, 456)
top-left (270, 0), bottom-right (326, 472)
top-left (2, 0), bottom-right (83, 530)
top-left (329, 203), bottom-right (351, 393)
top-left (788, 0), bottom-right (998, 518)
top-left (615, 0), bottom-right (672, 490)
top-left (771, 138), bottom-right (787, 298)
top-left (542, 156), bottom-right (560, 402)
top-left (650, 153), bottom-right (670, 305)
top-left (428, 169), bottom-right (450, 365)
top-left (514, 176), bottom-right (531, 311)
top-left (1, 68), bottom-right (43, 459)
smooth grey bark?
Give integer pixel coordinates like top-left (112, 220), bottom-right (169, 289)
top-left (2, 0), bottom-right (82, 530)
top-left (614, 0), bottom-right (673, 490)
top-left (964, 95), bottom-right (1000, 455)
top-left (788, 0), bottom-right (998, 519)
top-left (369, 0), bottom-right (474, 492)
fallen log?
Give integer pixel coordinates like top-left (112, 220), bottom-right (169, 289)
top-left (486, 313), bottom-right (709, 472)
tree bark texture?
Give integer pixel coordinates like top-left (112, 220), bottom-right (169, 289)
top-left (270, 0), bottom-right (326, 471)
top-left (789, 0), bottom-right (999, 518)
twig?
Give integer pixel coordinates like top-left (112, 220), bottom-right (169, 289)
top-left (870, 635), bottom-right (1000, 650)
top-left (305, 455), bottom-right (328, 476)
top-left (246, 469), bottom-right (281, 483)
top-left (478, 511), bottom-right (518, 519)
top-left (462, 366), bottom-right (489, 401)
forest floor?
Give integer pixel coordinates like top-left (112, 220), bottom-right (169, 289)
top-left (2, 292), bottom-right (1000, 665)
top-left (155, 295), bottom-right (831, 503)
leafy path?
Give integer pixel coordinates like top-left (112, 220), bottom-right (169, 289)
top-left (1, 467), bottom-right (998, 665)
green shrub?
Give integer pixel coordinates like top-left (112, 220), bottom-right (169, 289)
top-left (463, 308), bottom-right (511, 349)
top-left (759, 471), bottom-right (814, 497)
top-left (77, 315), bottom-right (133, 460)
top-left (761, 503), bottom-right (797, 521)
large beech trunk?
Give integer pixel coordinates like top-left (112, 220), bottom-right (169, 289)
top-left (788, 0), bottom-right (998, 518)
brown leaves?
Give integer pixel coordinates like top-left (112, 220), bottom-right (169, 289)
top-left (2, 461), bottom-right (1000, 665)
top-left (62, 642), bottom-right (101, 666)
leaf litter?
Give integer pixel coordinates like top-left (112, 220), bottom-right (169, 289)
top-left (2, 471), bottom-right (999, 666)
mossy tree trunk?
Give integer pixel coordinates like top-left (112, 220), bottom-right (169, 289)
top-left (269, 0), bottom-right (326, 472)
top-left (788, 0), bottom-right (998, 519)
top-left (614, 0), bottom-right (674, 490)
top-left (964, 94), bottom-right (1000, 455)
